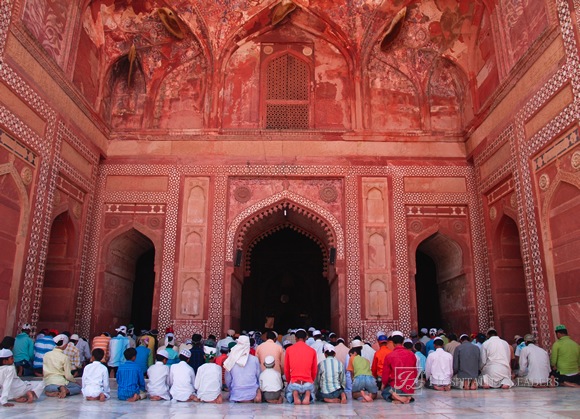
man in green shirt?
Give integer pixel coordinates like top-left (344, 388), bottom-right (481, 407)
top-left (550, 324), bottom-right (580, 388)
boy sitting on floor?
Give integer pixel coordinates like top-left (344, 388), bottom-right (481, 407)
top-left (81, 348), bottom-right (110, 401)
top-left (116, 348), bottom-right (146, 402)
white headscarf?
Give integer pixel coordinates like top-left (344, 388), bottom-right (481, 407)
top-left (224, 335), bottom-right (250, 371)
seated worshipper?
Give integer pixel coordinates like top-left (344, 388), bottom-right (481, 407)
top-left (91, 332), bottom-right (111, 364)
top-left (259, 355), bottom-right (284, 404)
top-left (81, 348), bottom-right (110, 401)
top-left (414, 342), bottom-right (426, 376)
top-left (453, 334), bottom-right (480, 390)
top-left (147, 349), bottom-right (171, 401)
top-left (425, 328), bottom-right (437, 355)
top-left (169, 349), bottom-right (196, 402)
top-left (187, 334), bottom-right (205, 374)
top-left (13, 324), bottom-right (34, 376)
top-left (217, 329), bottom-right (236, 354)
top-left (444, 334), bottom-right (460, 357)
top-left (0, 348), bottom-right (44, 406)
top-left (216, 343), bottom-right (231, 391)
top-left (333, 337), bottom-right (349, 365)
top-left (256, 331), bottom-right (284, 373)
top-left (315, 343), bottom-right (346, 404)
top-left (116, 348), bottom-right (146, 401)
top-left (43, 334), bottom-right (82, 398)
top-left (160, 333), bottom-right (179, 366)
top-left (372, 334), bottom-right (392, 389)
top-left (108, 326), bottom-right (130, 378)
top-left (33, 330), bottom-right (56, 376)
top-left (480, 328), bottom-right (514, 389)
top-left (348, 344), bottom-right (378, 402)
top-left (425, 337), bottom-right (453, 391)
top-left (517, 334), bottom-right (550, 387)
top-left (550, 324), bottom-right (580, 388)
top-left (381, 331), bottom-right (417, 404)
top-left (284, 329), bottom-right (317, 405)
top-left (225, 335), bottom-right (261, 403)
top-left (135, 337), bottom-right (151, 376)
top-left (62, 332), bottom-right (82, 377)
top-left (193, 343), bottom-right (223, 404)
top-left (72, 335), bottom-right (91, 368)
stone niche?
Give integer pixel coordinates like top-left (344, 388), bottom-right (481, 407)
top-left (176, 178), bottom-right (210, 319)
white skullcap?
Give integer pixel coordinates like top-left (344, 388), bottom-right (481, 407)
top-left (180, 349), bottom-right (191, 358)
top-left (53, 334), bottom-right (69, 346)
top-left (156, 349), bottom-right (169, 358)
top-left (0, 349), bottom-right (13, 358)
top-left (391, 331), bottom-right (404, 337)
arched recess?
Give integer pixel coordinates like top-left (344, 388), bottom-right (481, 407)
top-left (542, 174), bottom-right (580, 339)
top-left (37, 209), bottom-right (80, 332)
top-left (0, 164), bottom-right (30, 337)
top-left (489, 213), bottom-right (529, 339)
top-left (92, 223), bottom-right (161, 337)
top-left (409, 228), bottom-right (476, 333)
top-left (226, 197), bottom-right (345, 336)
top-left (217, 3), bottom-right (354, 130)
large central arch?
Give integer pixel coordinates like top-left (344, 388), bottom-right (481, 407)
top-left (225, 196), bottom-right (346, 336)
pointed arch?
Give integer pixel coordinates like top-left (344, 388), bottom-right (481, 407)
top-left (227, 189), bottom-right (343, 262)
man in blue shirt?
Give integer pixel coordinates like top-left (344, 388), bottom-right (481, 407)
top-left (116, 348), bottom-right (146, 401)
top-left (108, 326), bottom-right (130, 378)
top-left (13, 323), bottom-right (34, 376)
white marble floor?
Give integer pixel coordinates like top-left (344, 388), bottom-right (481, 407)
top-left (1, 386), bottom-right (579, 418)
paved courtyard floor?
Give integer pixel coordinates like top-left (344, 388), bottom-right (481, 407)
top-left (0, 385), bottom-right (578, 418)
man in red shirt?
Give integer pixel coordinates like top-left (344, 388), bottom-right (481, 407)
top-left (284, 329), bottom-right (317, 404)
top-left (381, 332), bottom-right (418, 404)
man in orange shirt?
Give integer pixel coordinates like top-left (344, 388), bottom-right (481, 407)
top-left (256, 331), bottom-right (284, 373)
top-left (371, 334), bottom-right (392, 389)
top-left (284, 329), bottom-right (317, 404)
top-left (91, 332), bottom-right (111, 364)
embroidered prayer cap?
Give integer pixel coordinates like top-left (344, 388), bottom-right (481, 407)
top-left (264, 355), bottom-right (275, 368)
top-left (157, 349), bottom-right (169, 358)
top-left (0, 348), bottom-right (13, 358)
top-left (391, 331), bottom-right (404, 338)
top-left (350, 339), bottom-right (363, 348)
top-left (429, 328), bottom-right (437, 335)
top-left (116, 325), bottom-right (127, 334)
top-left (524, 334), bottom-right (535, 342)
top-left (313, 330), bottom-right (322, 337)
top-left (21, 323), bottom-right (31, 330)
top-left (283, 340), bottom-right (292, 348)
top-left (555, 324), bottom-right (567, 332)
top-left (53, 334), bottom-right (69, 346)
top-left (323, 343), bottom-right (335, 353)
top-left (180, 349), bottom-right (191, 358)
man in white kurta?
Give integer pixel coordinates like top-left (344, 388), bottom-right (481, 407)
top-left (425, 338), bottom-right (454, 390)
top-left (169, 349), bottom-right (196, 402)
top-left (0, 349), bottom-right (44, 405)
top-left (147, 349), bottom-right (171, 401)
top-left (518, 334), bottom-right (550, 386)
top-left (193, 345), bottom-right (222, 403)
top-left (81, 350), bottom-right (110, 400)
top-left (480, 329), bottom-right (514, 389)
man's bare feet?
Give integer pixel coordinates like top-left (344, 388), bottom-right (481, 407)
top-left (26, 391), bottom-right (37, 403)
top-left (323, 397), bottom-right (340, 403)
top-left (470, 380), bottom-right (478, 390)
top-left (302, 390), bottom-right (311, 405)
top-left (215, 394), bottom-right (223, 404)
top-left (57, 386), bottom-right (68, 399)
top-left (293, 390), bottom-right (302, 405)
top-left (254, 390), bottom-right (262, 403)
top-left (99, 393), bottom-right (107, 402)
top-left (340, 392), bottom-right (347, 404)
top-left (85, 396), bottom-right (99, 401)
top-left (14, 396), bottom-right (28, 403)
top-left (360, 390), bottom-right (373, 402)
top-left (149, 395), bottom-right (161, 401)
top-left (501, 384), bottom-right (511, 389)
top-left (45, 392), bottom-right (60, 398)
top-left (127, 393), bottom-right (139, 402)
top-left (1, 403), bottom-right (14, 407)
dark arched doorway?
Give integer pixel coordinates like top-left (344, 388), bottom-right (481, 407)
top-left (38, 211), bottom-right (78, 332)
top-left (241, 228), bottom-right (330, 332)
top-left (413, 232), bottom-right (474, 333)
top-left (415, 250), bottom-right (441, 329)
top-left (94, 228), bottom-right (156, 335)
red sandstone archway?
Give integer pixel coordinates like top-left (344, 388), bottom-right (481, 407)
top-left (409, 230), bottom-right (477, 334)
top-left (0, 164), bottom-right (29, 337)
top-left (226, 199), bottom-right (345, 336)
top-left (92, 225), bottom-right (161, 337)
top-left (544, 177), bottom-right (580, 339)
top-left (489, 214), bottom-right (529, 339)
top-left (37, 210), bottom-right (80, 332)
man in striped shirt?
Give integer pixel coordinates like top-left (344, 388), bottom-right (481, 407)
top-left (33, 330), bottom-right (56, 376)
top-left (315, 343), bottom-right (346, 403)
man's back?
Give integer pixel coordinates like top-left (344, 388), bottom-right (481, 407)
top-left (551, 336), bottom-right (579, 375)
top-left (284, 341), bottom-right (317, 383)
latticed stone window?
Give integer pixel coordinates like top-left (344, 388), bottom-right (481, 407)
top-left (262, 47), bottom-right (312, 130)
